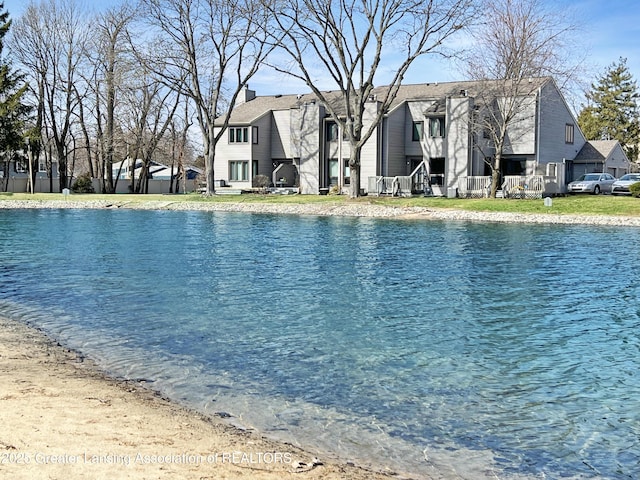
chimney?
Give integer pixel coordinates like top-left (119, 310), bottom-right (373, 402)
top-left (237, 84), bottom-right (256, 105)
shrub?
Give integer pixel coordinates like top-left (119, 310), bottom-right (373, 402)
top-left (630, 182), bottom-right (640, 198)
top-left (252, 174), bottom-right (271, 188)
top-left (71, 173), bottom-right (95, 193)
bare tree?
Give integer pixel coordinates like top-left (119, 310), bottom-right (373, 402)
top-left (13, 0), bottom-right (90, 191)
top-left (461, 0), bottom-right (582, 197)
top-left (267, 0), bottom-right (475, 198)
top-left (10, 3), bottom-right (50, 191)
top-left (139, 0), bottom-right (276, 195)
top-left (84, 3), bottom-right (138, 193)
top-left (119, 66), bottom-right (182, 193)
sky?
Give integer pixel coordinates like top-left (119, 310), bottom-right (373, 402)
top-left (3, 0), bottom-right (639, 105)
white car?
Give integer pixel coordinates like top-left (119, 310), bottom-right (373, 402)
top-left (567, 173), bottom-right (616, 195)
top-left (611, 173), bottom-right (640, 196)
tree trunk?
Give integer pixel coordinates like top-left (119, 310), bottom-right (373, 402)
top-left (348, 147), bottom-right (361, 198)
top-left (490, 165), bottom-right (500, 198)
top-left (490, 140), bottom-right (504, 198)
top-left (203, 124), bottom-right (215, 195)
top-left (57, 143), bottom-right (67, 192)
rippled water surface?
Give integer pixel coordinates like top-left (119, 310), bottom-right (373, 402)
top-left (1, 208), bottom-right (639, 479)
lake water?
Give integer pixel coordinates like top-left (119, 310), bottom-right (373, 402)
top-left (1, 208), bottom-right (639, 479)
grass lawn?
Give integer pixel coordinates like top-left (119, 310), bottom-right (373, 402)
top-left (2, 191), bottom-right (639, 217)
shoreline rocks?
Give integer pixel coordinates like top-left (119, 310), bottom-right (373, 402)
top-left (1, 198), bottom-right (640, 227)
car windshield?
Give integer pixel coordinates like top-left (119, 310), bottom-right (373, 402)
top-left (620, 174), bottom-right (640, 181)
top-left (578, 174), bottom-right (600, 181)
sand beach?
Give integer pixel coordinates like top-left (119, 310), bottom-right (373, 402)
top-left (0, 315), bottom-right (405, 480)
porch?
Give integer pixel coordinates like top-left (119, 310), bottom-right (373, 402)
top-left (368, 160), bottom-right (445, 197)
top-left (457, 175), bottom-right (562, 199)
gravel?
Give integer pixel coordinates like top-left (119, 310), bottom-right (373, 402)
top-left (2, 198), bottom-right (640, 227)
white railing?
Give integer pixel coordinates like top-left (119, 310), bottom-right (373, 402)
top-left (501, 175), bottom-right (546, 199)
top-left (368, 176), bottom-right (413, 196)
top-left (458, 176), bottom-right (492, 198)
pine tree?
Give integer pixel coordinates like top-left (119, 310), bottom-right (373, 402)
top-left (0, 3), bottom-right (29, 169)
top-left (578, 58), bottom-right (640, 162)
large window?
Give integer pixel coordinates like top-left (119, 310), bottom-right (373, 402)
top-left (565, 123), bottom-right (574, 144)
top-left (429, 157), bottom-right (445, 185)
top-left (229, 161), bottom-right (249, 181)
top-left (229, 127), bottom-right (249, 143)
top-left (326, 122), bottom-right (338, 141)
top-left (429, 117), bottom-right (445, 138)
top-left (412, 121), bottom-right (423, 141)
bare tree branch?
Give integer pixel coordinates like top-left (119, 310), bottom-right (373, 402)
top-left (266, 0), bottom-right (475, 197)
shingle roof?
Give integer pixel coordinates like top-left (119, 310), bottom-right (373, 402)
top-left (574, 140), bottom-right (619, 161)
top-left (218, 77), bottom-right (551, 125)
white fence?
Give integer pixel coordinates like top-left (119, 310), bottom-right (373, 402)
top-left (91, 179), bottom-right (198, 194)
top-left (1, 176), bottom-right (62, 193)
top-left (458, 176), bottom-right (492, 198)
top-left (368, 176), bottom-right (413, 196)
top-left (458, 175), bottom-right (561, 199)
top-left (0, 176), bottom-right (199, 194)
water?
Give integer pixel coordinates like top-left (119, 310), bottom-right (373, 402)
top-left (1, 208), bottom-right (639, 479)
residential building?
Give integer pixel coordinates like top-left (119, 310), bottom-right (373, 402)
top-left (215, 78), bottom-right (629, 197)
top-left (0, 153), bottom-right (60, 193)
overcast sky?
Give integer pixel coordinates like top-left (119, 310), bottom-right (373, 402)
top-left (3, 0), bottom-right (639, 103)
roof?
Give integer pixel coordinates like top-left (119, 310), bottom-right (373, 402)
top-left (218, 77), bottom-right (552, 125)
top-left (574, 140), bottom-right (620, 162)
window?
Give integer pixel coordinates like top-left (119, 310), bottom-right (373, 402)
top-left (412, 121), bottom-right (423, 141)
top-left (229, 127), bottom-right (249, 143)
top-left (343, 159), bottom-right (350, 185)
top-left (429, 117), bottom-right (445, 138)
top-left (229, 161), bottom-right (249, 181)
top-left (328, 158), bottom-right (339, 185)
top-left (252, 126), bottom-right (259, 144)
top-left (14, 160), bottom-right (26, 173)
top-left (429, 157), bottom-right (445, 185)
top-left (565, 123), bottom-right (574, 144)
top-left (483, 117), bottom-right (492, 139)
top-left (326, 122), bottom-right (339, 142)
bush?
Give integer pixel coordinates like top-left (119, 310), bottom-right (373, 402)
top-left (630, 182), bottom-right (640, 198)
top-left (252, 174), bottom-right (271, 188)
top-left (71, 173), bottom-right (95, 193)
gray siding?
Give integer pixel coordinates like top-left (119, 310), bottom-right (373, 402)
top-left (271, 110), bottom-right (291, 159)
top-left (295, 102), bottom-right (324, 194)
top-left (537, 81), bottom-right (586, 164)
top-left (359, 102), bottom-right (381, 189)
top-left (502, 95), bottom-right (537, 155)
top-left (384, 105), bottom-right (406, 176)
top-left (252, 114), bottom-right (273, 177)
top-left (446, 96), bottom-right (472, 188)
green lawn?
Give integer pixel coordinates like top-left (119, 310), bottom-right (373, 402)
top-left (2, 191), bottom-right (640, 217)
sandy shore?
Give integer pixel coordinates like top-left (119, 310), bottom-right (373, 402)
top-left (0, 316), bottom-right (411, 480)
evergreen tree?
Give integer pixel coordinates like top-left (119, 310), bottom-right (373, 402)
top-left (0, 3), bottom-right (29, 174)
top-left (578, 58), bottom-right (640, 162)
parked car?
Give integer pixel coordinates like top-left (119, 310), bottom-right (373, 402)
top-left (611, 173), bottom-right (640, 195)
top-left (567, 173), bottom-right (616, 194)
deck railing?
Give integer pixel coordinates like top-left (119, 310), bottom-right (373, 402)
top-left (501, 175), bottom-right (546, 198)
top-left (458, 176), bottom-right (492, 198)
top-left (368, 175), bottom-right (413, 196)
top-left (459, 175), bottom-right (555, 199)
